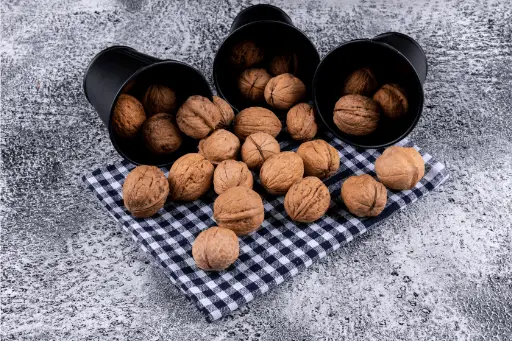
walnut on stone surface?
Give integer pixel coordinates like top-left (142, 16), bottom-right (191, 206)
top-left (375, 146), bottom-right (424, 190)
top-left (264, 73), bottom-right (306, 110)
top-left (240, 132), bottom-right (281, 170)
top-left (198, 129), bottom-right (240, 165)
top-left (192, 226), bottom-right (239, 271)
top-left (142, 84), bottom-right (177, 116)
top-left (333, 94), bottom-right (380, 136)
top-left (286, 103), bottom-right (317, 141)
top-left (238, 68), bottom-right (272, 102)
top-left (342, 67), bottom-right (379, 96)
top-left (176, 95), bottom-right (221, 139)
top-left (269, 52), bottom-right (299, 76)
top-left (142, 113), bottom-right (182, 155)
top-left (167, 153), bottom-right (214, 201)
top-left (341, 174), bottom-right (387, 217)
top-left (230, 40), bottom-right (264, 69)
top-left (213, 160), bottom-right (253, 195)
top-left (212, 96), bottom-right (235, 128)
top-left (373, 84), bottom-right (409, 120)
top-left (296, 139), bottom-right (340, 179)
top-left (233, 107), bottom-right (282, 140)
top-left (260, 151), bottom-right (304, 195)
top-left (284, 177), bottom-right (331, 223)
top-left (112, 94), bottom-right (146, 139)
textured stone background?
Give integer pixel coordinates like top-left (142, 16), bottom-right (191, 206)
top-left (1, 0), bottom-right (511, 340)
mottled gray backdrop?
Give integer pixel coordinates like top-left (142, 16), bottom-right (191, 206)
top-left (1, 0), bottom-right (511, 340)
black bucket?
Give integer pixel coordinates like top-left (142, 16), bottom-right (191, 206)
top-left (213, 4), bottom-right (320, 116)
top-left (313, 32), bottom-right (427, 149)
top-left (83, 46), bottom-right (212, 166)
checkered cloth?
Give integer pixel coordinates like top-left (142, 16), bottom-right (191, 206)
top-left (82, 132), bottom-right (448, 321)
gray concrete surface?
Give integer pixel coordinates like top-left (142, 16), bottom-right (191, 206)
top-left (1, 0), bottom-right (511, 340)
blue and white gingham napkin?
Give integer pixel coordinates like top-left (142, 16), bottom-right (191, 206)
top-left (82, 132), bottom-right (448, 321)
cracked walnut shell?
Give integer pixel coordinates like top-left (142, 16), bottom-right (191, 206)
top-left (168, 153), bottom-right (214, 201)
top-left (230, 40), bottom-right (264, 69)
top-left (122, 165), bottom-right (169, 218)
top-left (286, 103), bottom-right (317, 141)
top-left (341, 174), bottom-right (387, 217)
top-left (241, 132), bottom-right (281, 169)
top-left (342, 67), bottom-right (379, 96)
top-left (213, 96), bottom-right (235, 128)
top-left (198, 129), bottom-right (240, 165)
top-left (375, 146), bottom-right (424, 190)
top-left (176, 95), bottom-right (222, 139)
top-left (297, 139), bottom-right (340, 179)
top-left (213, 160), bottom-right (253, 195)
top-left (233, 107), bottom-right (282, 140)
top-left (260, 151), bottom-right (304, 195)
top-left (333, 94), bottom-right (380, 136)
top-left (373, 84), bottom-right (409, 119)
top-left (142, 84), bottom-right (177, 116)
top-left (213, 186), bottom-right (264, 236)
top-left (264, 73), bottom-right (306, 110)
top-left (192, 226), bottom-right (239, 271)
top-left (112, 94), bottom-right (146, 139)
top-left (142, 113), bottom-right (182, 155)
top-left (238, 68), bottom-right (271, 102)
top-left (284, 177), bottom-right (331, 223)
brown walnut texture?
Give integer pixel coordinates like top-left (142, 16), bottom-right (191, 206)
top-left (342, 67), bottom-right (379, 96)
top-left (341, 174), bottom-right (387, 217)
top-left (269, 52), bottom-right (299, 76)
top-left (286, 103), bottom-right (318, 141)
top-left (260, 151), bottom-right (304, 195)
top-left (142, 84), bottom-right (177, 116)
top-left (233, 107), bottom-right (282, 140)
top-left (264, 73), bottom-right (306, 110)
top-left (238, 68), bottom-right (272, 102)
top-left (297, 139), bottom-right (340, 179)
top-left (142, 113), bottom-right (182, 155)
top-left (122, 165), bottom-right (169, 218)
top-left (213, 186), bottom-right (265, 236)
top-left (373, 84), bottom-right (409, 119)
top-left (112, 94), bottom-right (146, 139)
top-left (167, 153), bottom-right (214, 201)
top-left (230, 40), bottom-right (264, 69)
top-left (213, 160), bottom-right (253, 195)
top-left (241, 132), bottom-right (281, 169)
top-left (284, 177), bottom-right (331, 223)
top-left (333, 94), bottom-right (380, 136)
top-left (212, 96), bottom-right (235, 128)
top-left (198, 129), bottom-right (240, 165)
top-left (176, 95), bottom-right (221, 139)
top-left (192, 226), bottom-right (239, 271)
top-left (375, 146), bottom-right (425, 190)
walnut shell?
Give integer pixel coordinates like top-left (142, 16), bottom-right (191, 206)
top-left (241, 132), bottom-right (281, 169)
top-left (333, 94), bottom-right (380, 136)
top-left (168, 153), bottom-right (214, 201)
top-left (198, 129), bottom-right (240, 165)
top-left (142, 84), bottom-right (177, 116)
top-left (192, 226), bottom-right (239, 271)
top-left (373, 84), bottom-right (409, 119)
top-left (122, 165), bottom-right (169, 218)
top-left (375, 146), bottom-right (425, 190)
top-left (142, 113), bottom-right (182, 155)
top-left (260, 151), bottom-right (304, 195)
top-left (284, 177), bottom-right (331, 223)
top-left (112, 94), bottom-right (146, 139)
top-left (296, 139), bottom-right (340, 179)
top-left (341, 174), bottom-right (387, 217)
top-left (176, 95), bottom-right (222, 139)
top-left (213, 96), bottom-right (235, 128)
top-left (213, 186), bottom-right (264, 235)
top-left (230, 40), bottom-right (264, 69)
top-left (342, 67), bottom-right (378, 96)
top-left (286, 103), bottom-right (317, 141)
top-left (213, 160), bottom-right (253, 194)
top-left (269, 53), bottom-right (299, 76)
top-left (238, 68), bottom-right (272, 102)
top-left (233, 107), bottom-right (282, 140)
top-left (264, 73), bottom-right (306, 110)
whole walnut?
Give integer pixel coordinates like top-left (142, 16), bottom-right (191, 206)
top-left (198, 129), bottom-right (240, 165)
top-left (212, 96), bottom-right (235, 128)
top-left (233, 107), bottom-right (282, 140)
top-left (375, 146), bottom-right (424, 190)
top-left (260, 151), bottom-right (304, 195)
top-left (269, 52), bottom-right (299, 76)
top-left (373, 84), bottom-right (409, 119)
top-left (142, 113), bottom-right (182, 155)
top-left (176, 96), bottom-right (222, 139)
top-left (213, 186), bottom-right (264, 235)
top-left (238, 68), bottom-right (272, 102)
top-left (213, 160), bottom-right (253, 194)
top-left (342, 67), bottom-right (378, 96)
top-left (284, 177), bottom-right (331, 223)
top-left (264, 73), bottom-right (306, 110)
top-left (112, 94), bottom-right (146, 139)
top-left (297, 139), bottom-right (340, 179)
top-left (333, 94), bottom-right (380, 136)
top-left (230, 40), bottom-right (264, 69)
top-left (122, 165), bottom-right (169, 217)
top-left (286, 103), bottom-right (317, 141)
top-left (168, 153), bottom-right (214, 201)
top-left (192, 226), bottom-right (239, 271)
top-left (241, 132), bottom-right (281, 169)
top-left (142, 84), bottom-right (177, 116)
top-left (341, 174), bottom-right (387, 217)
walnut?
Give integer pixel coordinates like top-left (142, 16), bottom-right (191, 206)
top-left (213, 186), bottom-right (264, 235)
top-left (212, 96), bottom-right (235, 128)
top-left (342, 67), bottom-right (378, 96)
top-left (375, 146), bottom-right (424, 190)
top-left (264, 73), bottom-right (306, 110)
top-left (241, 132), bottom-right (281, 169)
top-left (176, 95), bottom-right (222, 139)
top-left (333, 94), bottom-right (380, 136)
top-left (142, 84), bottom-right (177, 116)
top-left (192, 226), bottom-right (239, 271)
top-left (260, 151), bottom-right (304, 195)
top-left (168, 153), bottom-right (214, 201)
top-left (284, 177), bottom-right (331, 223)
top-left (341, 174), bottom-right (387, 217)
top-left (213, 160), bottom-right (253, 194)
top-left (230, 40), bottom-right (264, 69)
top-left (373, 84), bottom-right (409, 119)
top-left (238, 68), bottom-right (272, 102)
top-left (296, 139), bottom-right (340, 179)
top-left (198, 129), bottom-right (240, 165)
top-left (286, 103), bottom-right (317, 141)
top-left (142, 113), bottom-right (182, 155)
top-left (112, 94), bottom-right (146, 139)
top-left (122, 165), bottom-right (169, 217)
top-left (269, 52), bottom-right (298, 76)
top-left (233, 107), bottom-right (282, 140)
